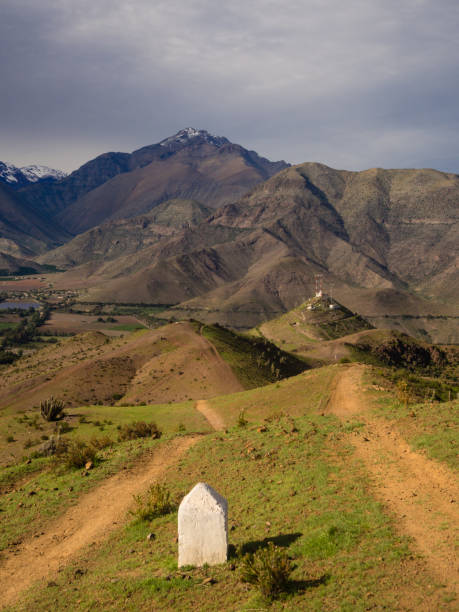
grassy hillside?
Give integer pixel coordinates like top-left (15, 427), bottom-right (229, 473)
top-left (363, 368), bottom-right (458, 470)
top-left (0, 320), bottom-right (309, 464)
top-left (3, 366), bottom-right (455, 610)
top-left (1, 303), bottom-right (457, 611)
top-left (256, 295), bottom-right (373, 355)
top-left (197, 322), bottom-right (309, 388)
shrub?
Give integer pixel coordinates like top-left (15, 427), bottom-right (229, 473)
top-left (119, 421), bottom-right (162, 441)
top-left (40, 433), bottom-right (67, 457)
top-left (59, 421), bottom-right (72, 433)
top-left (237, 410), bottom-right (248, 428)
top-left (89, 435), bottom-right (113, 450)
top-left (40, 397), bottom-right (65, 422)
top-left (130, 482), bottom-right (174, 521)
top-left (396, 379), bottom-right (413, 407)
top-left (58, 439), bottom-right (97, 469)
top-left (240, 542), bottom-right (294, 601)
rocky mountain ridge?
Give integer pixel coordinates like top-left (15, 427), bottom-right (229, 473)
top-left (1, 133), bottom-right (458, 340)
top-left (0, 161), bottom-right (67, 188)
top-left (47, 162), bottom-right (458, 340)
top-left (1, 129), bottom-right (288, 252)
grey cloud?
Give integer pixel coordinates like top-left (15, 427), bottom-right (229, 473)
top-left (1, 0), bottom-right (458, 173)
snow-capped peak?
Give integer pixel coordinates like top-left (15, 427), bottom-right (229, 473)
top-left (0, 162), bottom-right (20, 183)
top-left (19, 164), bottom-right (67, 182)
top-left (159, 128), bottom-right (229, 148)
top-left (0, 161), bottom-right (67, 186)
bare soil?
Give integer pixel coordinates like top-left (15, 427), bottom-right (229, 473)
top-left (0, 436), bottom-right (199, 608)
top-left (328, 365), bottom-right (459, 594)
top-left (0, 322), bottom-right (245, 419)
top-left (120, 322), bottom-right (244, 405)
top-left (0, 278), bottom-right (46, 290)
top-left (195, 399), bottom-right (226, 431)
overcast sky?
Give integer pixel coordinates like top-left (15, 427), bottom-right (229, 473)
top-left (1, 0), bottom-right (458, 173)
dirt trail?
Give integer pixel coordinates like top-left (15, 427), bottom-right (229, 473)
top-left (196, 326), bottom-right (244, 393)
top-left (329, 366), bottom-right (459, 593)
top-left (195, 399), bottom-right (226, 431)
top-left (0, 436), bottom-right (199, 609)
top-left (193, 325), bottom-right (242, 430)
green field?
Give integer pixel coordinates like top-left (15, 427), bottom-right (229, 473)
top-left (0, 319), bottom-right (457, 611)
top-left (10, 392), bottom-right (450, 611)
top-left (363, 369), bottom-right (459, 471)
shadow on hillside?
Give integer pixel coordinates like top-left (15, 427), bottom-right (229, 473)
top-left (229, 532), bottom-right (302, 558)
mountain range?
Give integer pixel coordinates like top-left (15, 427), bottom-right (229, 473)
top-left (0, 162), bottom-right (67, 188)
top-left (1, 129), bottom-right (458, 341)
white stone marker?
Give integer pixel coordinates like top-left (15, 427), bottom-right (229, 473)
top-left (178, 482), bottom-right (228, 567)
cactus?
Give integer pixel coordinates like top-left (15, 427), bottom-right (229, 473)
top-left (40, 397), bottom-right (65, 421)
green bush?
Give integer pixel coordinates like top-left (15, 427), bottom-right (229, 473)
top-left (130, 483), bottom-right (174, 521)
top-left (240, 542), bottom-right (295, 601)
top-left (58, 439), bottom-right (97, 469)
top-left (119, 421), bottom-right (162, 441)
top-left (40, 397), bottom-right (65, 421)
top-left (89, 435), bottom-right (113, 450)
top-left (59, 421), bottom-right (72, 433)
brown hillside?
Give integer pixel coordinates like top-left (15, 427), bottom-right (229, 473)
top-left (38, 199), bottom-right (212, 268)
top-left (0, 183), bottom-right (68, 256)
top-left (46, 163), bottom-right (459, 341)
top-left (56, 134), bottom-right (288, 234)
top-left (0, 323), bottom-right (245, 414)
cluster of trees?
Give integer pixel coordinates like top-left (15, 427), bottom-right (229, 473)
top-left (0, 306), bottom-right (51, 364)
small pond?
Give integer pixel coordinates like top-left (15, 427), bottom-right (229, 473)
top-left (0, 301), bottom-right (41, 310)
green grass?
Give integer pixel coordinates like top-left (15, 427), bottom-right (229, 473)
top-left (0, 394), bottom-right (210, 467)
top-left (208, 365), bottom-right (337, 427)
top-left (11, 406), bottom-right (449, 611)
top-left (363, 369), bottom-right (459, 471)
top-left (315, 314), bottom-right (373, 341)
top-left (70, 401), bottom-right (212, 440)
top-left (0, 400), bottom-right (211, 551)
top-left (198, 322), bottom-right (308, 389)
top-left (0, 322), bottom-right (18, 331)
top-left (109, 324), bottom-right (146, 332)
top-left (2, 364), bottom-right (455, 610)
top-left (0, 436), bottom-right (166, 553)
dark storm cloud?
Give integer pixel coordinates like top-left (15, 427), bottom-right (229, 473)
top-left (1, 0), bottom-right (458, 172)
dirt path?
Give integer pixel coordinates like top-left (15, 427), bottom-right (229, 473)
top-left (195, 399), bottom-right (226, 431)
top-left (329, 366), bottom-right (459, 593)
top-left (197, 326), bottom-right (245, 393)
top-left (0, 436), bottom-right (199, 609)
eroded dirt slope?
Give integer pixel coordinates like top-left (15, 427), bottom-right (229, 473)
top-left (0, 322), bottom-right (245, 414)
